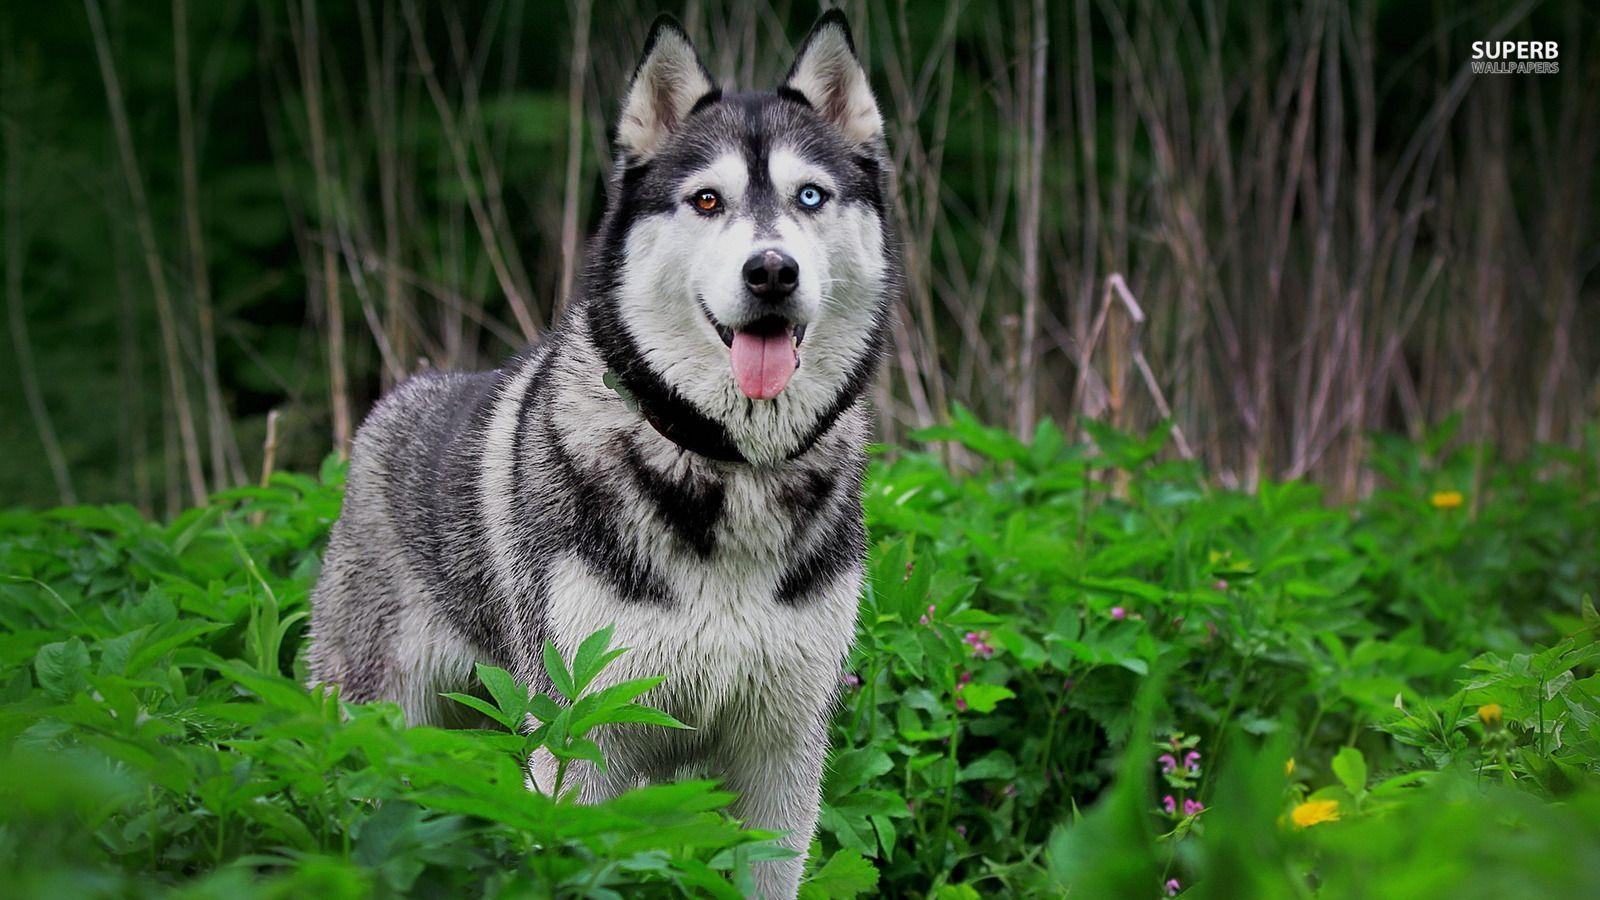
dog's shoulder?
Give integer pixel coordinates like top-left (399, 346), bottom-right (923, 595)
top-left (343, 368), bottom-right (502, 513)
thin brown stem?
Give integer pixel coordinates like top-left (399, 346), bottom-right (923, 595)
top-left (290, 0), bottom-right (353, 456)
top-left (84, 0), bottom-right (208, 506)
top-left (3, 90), bottom-right (76, 504)
top-left (174, 0), bottom-right (245, 488)
top-left (556, 0), bottom-right (593, 314)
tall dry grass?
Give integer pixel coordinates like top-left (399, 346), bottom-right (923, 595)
top-left (35, 0), bottom-right (1599, 505)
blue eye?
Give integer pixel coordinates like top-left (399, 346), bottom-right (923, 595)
top-left (797, 184), bottom-right (827, 209)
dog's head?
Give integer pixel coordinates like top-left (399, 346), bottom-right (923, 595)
top-left (585, 12), bottom-right (896, 465)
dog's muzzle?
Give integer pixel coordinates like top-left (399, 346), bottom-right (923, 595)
top-left (699, 292), bottom-right (809, 402)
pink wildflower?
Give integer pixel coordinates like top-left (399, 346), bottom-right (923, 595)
top-left (963, 630), bottom-right (995, 659)
top-left (1162, 794), bottom-right (1177, 815)
top-left (1166, 878), bottom-right (1181, 896)
top-left (1158, 753), bottom-right (1178, 775)
top-left (1183, 750), bottom-right (1201, 775)
top-left (1110, 606), bottom-right (1128, 620)
top-left (1184, 798), bottom-right (1204, 816)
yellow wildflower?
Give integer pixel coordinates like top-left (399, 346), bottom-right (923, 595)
top-left (1478, 703), bottom-right (1503, 727)
top-left (1430, 490), bottom-right (1464, 510)
top-left (1285, 758), bottom-right (1296, 777)
top-left (1291, 799), bottom-right (1341, 829)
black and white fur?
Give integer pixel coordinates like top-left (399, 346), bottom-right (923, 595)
top-left (306, 12), bottom-right (895, 898)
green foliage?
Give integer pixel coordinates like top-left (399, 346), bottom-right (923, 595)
top-left (2, 418), bottom-right (1599, 896)
top-left (0, 474), bottom-right (766, 897)
top-left (826, 413), bottom-right (1600, 895)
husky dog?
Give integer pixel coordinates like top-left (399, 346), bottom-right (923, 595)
top-left (306, 11), bottom-right (894, 898)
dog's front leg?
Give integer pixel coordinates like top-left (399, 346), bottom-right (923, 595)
top-left (719, 717), bottom-right (829, 900)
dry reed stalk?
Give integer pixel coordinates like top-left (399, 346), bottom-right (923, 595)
top-left (400, 0), bottom-right (541, 342)
top-left (3, 86), bottom-right (76, 504)
top-left (260, 409), bottom-right (282, 487)
top-left (250, 409), bottom-right (282, 526)
top-left (355, 0), bottom-right (414, 386)
top-left (557, 0), bottom-right (593, 313)
top-left (84, 0), bottom-right (209, 505)
top-left (1014, 0), bottom-right (1047, 440)
top-left (111, 221), bottom-right (153, 514)
top-left (288, 0), bottom-right (353, 456)
top-left (173, 0), bottom-right (246, 489)
top-left (90, 0), bottom-right (1589, 501)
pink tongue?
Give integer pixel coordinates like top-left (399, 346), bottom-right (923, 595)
top-left (730, 330), bottom-right (797, 400)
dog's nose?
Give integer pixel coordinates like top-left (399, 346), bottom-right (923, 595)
top-left (742, 249), bottom-right (799, 301)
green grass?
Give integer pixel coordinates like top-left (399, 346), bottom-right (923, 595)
top-left (2, 415), bottom-right (1598, 898)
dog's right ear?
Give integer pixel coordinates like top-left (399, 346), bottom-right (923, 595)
top-left (617, 16), bottom-right (717, 162)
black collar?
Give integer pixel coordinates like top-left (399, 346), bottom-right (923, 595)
top-left (636, 393), bottom-right (749, 463)
top-left (606, 369), bottom-right (749, 463)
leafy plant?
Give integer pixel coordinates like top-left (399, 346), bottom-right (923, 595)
top-left (0, 474), bottom-right (767, 897)
top-left (2, 417), bottom-right (1598, 896)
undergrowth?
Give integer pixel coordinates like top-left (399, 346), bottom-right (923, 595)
top-left (2, 415), bottom-right (1597, 897)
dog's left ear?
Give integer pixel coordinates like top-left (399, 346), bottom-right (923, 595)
top-left (782, 10), bottom-right (883, 146)
top-left (618, 16), bottom-right (717, 161)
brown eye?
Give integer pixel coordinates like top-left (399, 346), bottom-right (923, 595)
top-left (692, 189), bottom-right (722, 213)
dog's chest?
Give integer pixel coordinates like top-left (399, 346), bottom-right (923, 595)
top-left (544, 549), bottom-right (856, 731)
top-left (543, 466), bottom-right (856, 731)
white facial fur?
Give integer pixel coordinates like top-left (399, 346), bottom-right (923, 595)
top-left (684, 150), bottom-right (838, 332)
top-left (614, 147), bottom-right (887, 463)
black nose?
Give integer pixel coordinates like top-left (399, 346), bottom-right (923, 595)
top-left (743, 249), bottom-right (799, 301)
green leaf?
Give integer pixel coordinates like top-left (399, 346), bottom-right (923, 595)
top-left (217, 662), bottom-right (316, 711)
top-left (442, 692), bottom-right (514, 729)
top-left (800, 849), bottom-right (879, 900)
top-left (127, 621), bottom-right (227, 673)
top-left (548, 735), bottom-right (604, 767)
top-left (35, 639), bottom-right (90, 700)
top-left (605, 703), bottom-right (691, 729)
top-left (1332, 745), bottom-right (1368, 796)
top-left (571, 625), bottom-right (624, 694)
top-left (528, 693), bottom-right (564, 724)
top-left (578, 675), bottom-right (662, 708)
top-left (476, 663), bottom-right (529, 724)
top-left (960, 683), bottom-right (1014, 714)
top-left (825, 748), bottom-right (894, 799)
top-left (542, 640), bottom-right (575, 700)
top-left (958, 751), bottom-right (1017, 782)
top-left (571, 676), bottom-right (686, 733)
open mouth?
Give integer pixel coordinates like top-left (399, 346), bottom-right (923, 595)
top-left (699, 301), bottom-right (808, 401)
